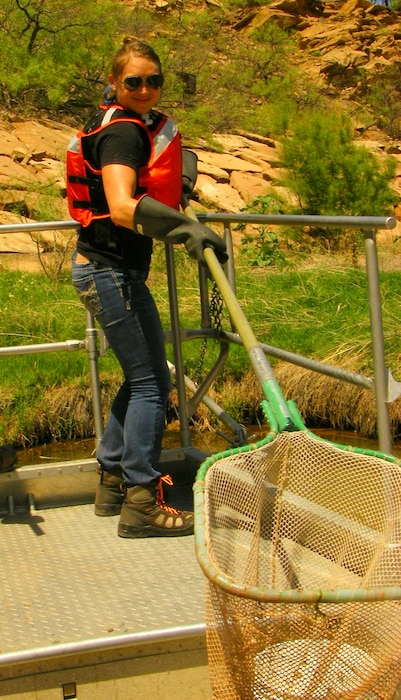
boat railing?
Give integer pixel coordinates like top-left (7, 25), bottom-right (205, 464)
top-left (0, 212), bottom-right (398, 456)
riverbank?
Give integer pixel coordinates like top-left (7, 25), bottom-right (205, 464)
top-left (1, 242), bottom-right (401, 449)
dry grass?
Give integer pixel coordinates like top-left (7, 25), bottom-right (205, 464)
top-left (275, 363), bottom-right (401, 440)
top-left (7, 360), bottom-right (401, 447)
top-left (187, 363), bottom-right (401, 441)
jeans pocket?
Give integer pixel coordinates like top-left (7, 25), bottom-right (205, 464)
top-left (73, 272), bottom-right (103, 316)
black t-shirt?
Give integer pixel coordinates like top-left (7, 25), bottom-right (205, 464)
top-left (77, 113), bottom-right (156, 271)
top-left (90, 120), bottom-right (151, 171)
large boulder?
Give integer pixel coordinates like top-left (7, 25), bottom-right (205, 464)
top-left (11, 120), bottom-right (73, 161)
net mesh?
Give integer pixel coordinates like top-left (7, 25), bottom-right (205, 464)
top-left (200, 430), bottom-right (401, 700)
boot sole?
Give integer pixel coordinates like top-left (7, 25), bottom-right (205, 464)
top-left (117, 523), bottom-right (194, 538)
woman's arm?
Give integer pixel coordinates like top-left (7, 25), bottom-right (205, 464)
top-left (101, 163), bottom-right (139, 230)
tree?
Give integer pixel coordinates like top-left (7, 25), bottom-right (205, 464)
top-left (280, 110), bottom-right (397, 253)
top-left (0, 0), bottom-right (126, 114)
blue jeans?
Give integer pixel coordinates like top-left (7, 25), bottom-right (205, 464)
top-left (72, 251), bottom-right (171, 487)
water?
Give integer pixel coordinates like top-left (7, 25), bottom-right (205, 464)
top-left (14, 426), bottom-right (233, 467)
top-left (14, 426), bottom-right (401, 467)
top-left (15, 437), bottom-right (98, 467)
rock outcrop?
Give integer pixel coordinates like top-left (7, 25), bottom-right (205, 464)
top-left (238, 0), bottom-right (401, 97)
top-left (0, 117), bottom-right (296, 257)
top-left (0, 115), bottom-right (399, 259)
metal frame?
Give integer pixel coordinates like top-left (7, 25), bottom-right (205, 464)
top-left (0, 212), bottom-right (397, 456)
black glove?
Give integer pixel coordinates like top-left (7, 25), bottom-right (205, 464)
top-left (133, 195), bottom-right (227, 264)
top-left (182, 150), bottom-right (198, 198)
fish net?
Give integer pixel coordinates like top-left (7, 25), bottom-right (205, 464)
top-left (194, 429), bottom-right (401, 700)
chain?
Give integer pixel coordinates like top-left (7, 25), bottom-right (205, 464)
top-left (195, 280), bottom-right (224, 386)
top-left (210, 280), bottom-right (224, 333)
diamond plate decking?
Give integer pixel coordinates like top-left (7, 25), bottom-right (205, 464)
top-left (0, 502), bottom-right (205, 655)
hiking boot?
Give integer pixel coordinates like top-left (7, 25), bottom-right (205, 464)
top-left (118, 475), bottom-right (194, 538)
top-left (95, 465), bottom-right (125, 516)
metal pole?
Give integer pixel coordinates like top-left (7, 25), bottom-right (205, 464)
top-left (364, 230), bottom-right (392, 453)
top-left (0, 340), bottom-right (85, 356)
top-left (165, 244), bottom-right (192, 448)
top-left (85, 309), bottom-right (104, 450)
top-left (198, 263), bottom-right (211, 329)
top-left (223, 223), bottom-right (236, 295)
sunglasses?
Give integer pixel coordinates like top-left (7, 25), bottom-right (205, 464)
top-left (121, 74), bottom-right (164, 91)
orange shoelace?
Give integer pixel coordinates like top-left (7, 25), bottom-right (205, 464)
top-left (156, 474), bottom-right (181, 514)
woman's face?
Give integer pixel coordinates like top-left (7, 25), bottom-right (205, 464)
top-left (110, 55), bottom-right (162, 115)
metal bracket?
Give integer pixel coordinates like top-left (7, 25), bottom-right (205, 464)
top-left (98, 328), bottom-right (109, 356)
top-left (387, 368), bottom-right (401, 403)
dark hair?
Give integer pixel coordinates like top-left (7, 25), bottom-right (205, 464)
top-left (111, 37), bottom-right (163, 79)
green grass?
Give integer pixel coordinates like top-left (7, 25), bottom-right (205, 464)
top-left (236, 267), bottom-right (373, 363)
top-left (1, 247), bottom-right (401, 445)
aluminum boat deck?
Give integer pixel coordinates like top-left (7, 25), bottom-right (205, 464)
top-left (0, 451), bottom-right (211, 699)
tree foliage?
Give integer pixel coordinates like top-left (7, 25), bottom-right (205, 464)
top-left (281, 110), bottom-right (397, 216)
top-left (0, 0), bottom-right (126, 114)
top-left (279, 110), bottom-right (397, 252)
top-left (0, 0), bottom-right (300, 135)
top-left (153, 16), bottom-right (299, 139)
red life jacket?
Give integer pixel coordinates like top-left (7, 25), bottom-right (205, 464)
top-left (66, 106), bottom-right (182, 227)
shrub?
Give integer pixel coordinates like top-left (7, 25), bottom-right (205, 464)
top-left (280, 110), bottom-right (397, 251)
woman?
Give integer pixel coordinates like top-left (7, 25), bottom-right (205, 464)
top-left (67, 37), bottom-right (226, 538)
